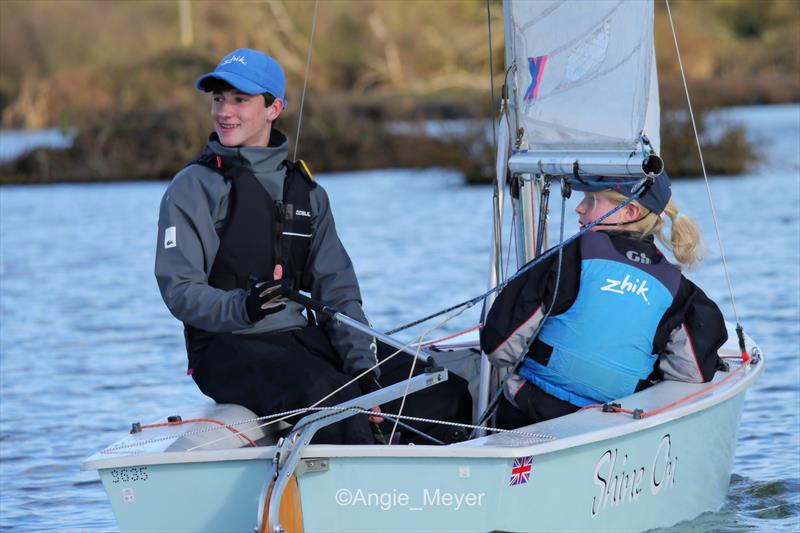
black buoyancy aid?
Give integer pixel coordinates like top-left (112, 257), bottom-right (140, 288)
top-left (193, 151), bottom-right (317, 292)
top-left (184, 152), bottom-right (317, 366)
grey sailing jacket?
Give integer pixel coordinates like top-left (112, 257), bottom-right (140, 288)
top-left (154, 130), bottom-right (378, 376)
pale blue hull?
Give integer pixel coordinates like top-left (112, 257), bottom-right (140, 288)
top-left (100, 460), bottom-right (271, 532)
top-left (300, 397), bottom-right (743, 532)
top-left (95, 388), bottom-right (748, 532)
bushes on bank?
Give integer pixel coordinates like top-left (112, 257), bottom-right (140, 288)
top-left (0, 94), bottom-right (758, 185)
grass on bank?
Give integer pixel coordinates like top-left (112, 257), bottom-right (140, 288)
top-left (0, 0), bottom-right (792, 183)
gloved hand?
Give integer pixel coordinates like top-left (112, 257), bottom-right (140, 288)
top-left (356, 372), bottom-right (384, 423)
top-left (245, 277), bottom-right (292, 323)
top-left (356, 372), bottom-right (382, 395)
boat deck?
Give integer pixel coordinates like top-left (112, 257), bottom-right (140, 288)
top-left (83, 327), bottom-right (762, 470)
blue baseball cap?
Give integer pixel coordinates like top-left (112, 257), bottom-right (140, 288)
top-left (195, 48), bottom-right (286, 101)
top-left (569, 172), bottom-right (672, 215)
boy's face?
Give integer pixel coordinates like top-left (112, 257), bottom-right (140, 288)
top-left (211, 90), bottom-right (282, 147)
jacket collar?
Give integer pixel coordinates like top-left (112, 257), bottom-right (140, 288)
top-left (206, 130), bottom-right (290, 200)
top-left (207, 129), bottom-right (289, 174)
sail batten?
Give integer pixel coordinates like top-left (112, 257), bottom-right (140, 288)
top-left (507, 0), bottom-right (658, 170)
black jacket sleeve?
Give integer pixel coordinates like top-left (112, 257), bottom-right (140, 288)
top-left (480, 241), bottom-right (581, 366)
top-left (655, 277), bottom-right (727, 383)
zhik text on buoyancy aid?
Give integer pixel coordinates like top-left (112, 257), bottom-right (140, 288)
top-left (518, 231), bottom-right (682, 407)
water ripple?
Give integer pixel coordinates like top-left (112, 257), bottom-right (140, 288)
top-left (1, 106), bottom-right (798, 531)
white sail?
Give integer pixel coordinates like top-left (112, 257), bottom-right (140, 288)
top-left (505, 0), bottom-right (659, 176)
top-left (643, 48), bottom-right (661, 154)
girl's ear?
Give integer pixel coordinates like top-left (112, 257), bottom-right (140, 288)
top-left (625, 201), bottom-right (642, 222)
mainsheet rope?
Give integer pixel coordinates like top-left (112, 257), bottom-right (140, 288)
top-left (101, 406), bottom-right (554, 455)
top-left (386, 303), bottom-right (473, 444)
top-left (182, 178), bottom-right (648, 451)
top-left (472, 180), bottom-right (569, 433)
top-left (108, 360), bottom-right (750, 454)
top-left (110, 3), bottom-right (752, 456)
top-left (418, 324), bottom-right (482, 347)
top-left (385, 178), bottom-right (648, 335)
top-left (192, 304), bottom-right (472, 450)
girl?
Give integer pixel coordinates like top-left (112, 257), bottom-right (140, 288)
top-left (480, 174), bottom-right (728, 428)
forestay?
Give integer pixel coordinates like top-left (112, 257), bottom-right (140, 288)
top-left (506, 0), bottom-right (660, 176)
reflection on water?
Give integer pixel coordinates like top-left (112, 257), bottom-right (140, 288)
top-left (0, 105), bottom-right (798, 531)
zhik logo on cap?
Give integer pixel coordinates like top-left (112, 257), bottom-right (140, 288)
top-left (220, 55), bottom-right (247, 67)
top-left (195, 48), bottom-right (286, 101)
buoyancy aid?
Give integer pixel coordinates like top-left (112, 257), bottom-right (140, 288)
top-left (518, 231), bottom-right (681, 407)
top-left (195, 151), bottom-right (316, 291)
top-left (184, 151), bottom-right (317, 360)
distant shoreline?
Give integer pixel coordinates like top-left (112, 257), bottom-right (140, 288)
top-left (1, 100), bottom-right (795, 186)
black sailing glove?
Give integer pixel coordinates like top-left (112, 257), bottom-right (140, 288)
top-left (245, 278), bottom-right (293, 323)
top-left (356, 371), bottom-right (384, 424)
top-left (356, 372), bottom-right (382, 396)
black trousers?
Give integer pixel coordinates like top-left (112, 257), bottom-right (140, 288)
top-left (495, 380), bottom-right (580, 429)
top-left (189, 326), bottom-right (472, 445)
top-left (373, 342), bottom-right (472, 445)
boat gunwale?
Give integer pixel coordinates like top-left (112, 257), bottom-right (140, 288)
top-left (81, 343), bottom-right (763, 471)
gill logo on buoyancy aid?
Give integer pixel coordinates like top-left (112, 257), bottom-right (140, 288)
top-left (626, 250), bottom-right (652, 264)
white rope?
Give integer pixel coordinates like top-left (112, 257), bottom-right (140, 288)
top-left (296, 406), bottom-right (555, 442)
top-left (106, 303), bottom-right (484, 453)
top-left (191, 352), bottom-right (405, 451)
top-left (190, 306), bottom-right (471, 450)
top-left (665, 0), bottom-right (742, 326)
top-left (100, 406), bottom-right (553, 454)
top-left (292, 0), bottom-right (320, 161)
top-left (388, 303), bottom-right (473, 444)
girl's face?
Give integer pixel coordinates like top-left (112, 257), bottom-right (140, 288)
top-left (211, 90), bottom-right (281, 147)
top-left (575, 192), bottom-right (627, 230)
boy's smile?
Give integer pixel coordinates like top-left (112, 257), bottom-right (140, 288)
top-left (211, 90), bottom-right (281, 147)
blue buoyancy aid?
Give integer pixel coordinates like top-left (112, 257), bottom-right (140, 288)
top-left (519, 231), bottom-right (681, 407)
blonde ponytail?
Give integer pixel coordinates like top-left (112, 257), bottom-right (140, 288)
top-left (660, 199), bottom-right (702, 267)
top-left (599, 191), bottom-right (703, 268)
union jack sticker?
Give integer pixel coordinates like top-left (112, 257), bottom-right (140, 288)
top-left (509, 456), bottom-right (533, 486)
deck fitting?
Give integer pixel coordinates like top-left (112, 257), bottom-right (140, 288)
top-left (601, 402), bottom-right (621, 413)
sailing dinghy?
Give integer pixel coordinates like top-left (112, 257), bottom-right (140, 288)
top-left (83, 1), bottom-right (763, 531)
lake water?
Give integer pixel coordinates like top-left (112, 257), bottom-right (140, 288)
top-left (0, 128), bottom-right (75, 163)
top-left (1, 105), bottom-right (798, 531)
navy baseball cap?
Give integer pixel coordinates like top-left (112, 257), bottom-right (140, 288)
top-left (569, 172), bottom-right (672, 215)
top-left (195, 48), bottom-right (286, 101)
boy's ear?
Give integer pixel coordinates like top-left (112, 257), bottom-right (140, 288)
top-left (268, 98), bottom-right (284, 120)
